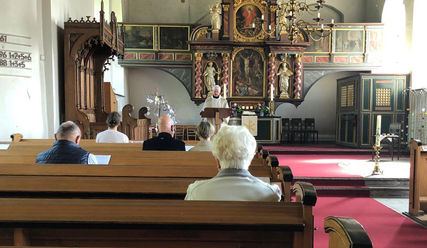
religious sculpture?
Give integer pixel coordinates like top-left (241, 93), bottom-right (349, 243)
top-left (209, 3), bottom-right (222, 32)
top-left (203, 61), bottom-right (219, 95)
top-left (277, 62), bottom-right (293, 98)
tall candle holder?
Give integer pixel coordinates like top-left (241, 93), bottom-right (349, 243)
top-left (269, 100), bottom-right (275, 116)
top-left (371, 145), bottom-right (383, 175)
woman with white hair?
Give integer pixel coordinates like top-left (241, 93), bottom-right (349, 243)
top-left (185, 125), bottom-right (281, 201)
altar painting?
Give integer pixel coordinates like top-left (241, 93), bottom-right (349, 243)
top-left (123, 25), bottom-right (154, 50)
top-left (231, 48), bottom-right (265, 97)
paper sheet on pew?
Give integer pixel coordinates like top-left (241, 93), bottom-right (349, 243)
top-left (95, 155), bottom-right (111, 165)
top-left (0, 144), bottom-right (10, 150)
top-left (185, 146), bottom-right (194, 151)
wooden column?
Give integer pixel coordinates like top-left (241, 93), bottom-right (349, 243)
top-left (194, 53), bottom-right (203, 98)
top-left (294, 54), bottom-right (303, 99)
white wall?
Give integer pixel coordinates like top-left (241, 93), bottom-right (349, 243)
top-left (0, 0), bottom-right (95, 141)
top-left (0, 0), bottom-right (44, 140)
top-left (127, 68), bottom-right (202, 125)
top-left (275, 72), bottom-right (358, 141)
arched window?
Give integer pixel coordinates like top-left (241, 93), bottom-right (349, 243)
top-left (411, 0), bottom-right (427, 89)
top-left (381, 0), bottom-right (408, 73)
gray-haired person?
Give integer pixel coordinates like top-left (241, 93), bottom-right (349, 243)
top-left (185, 125), bottom-right (281, 201)
top-left (36, 121), bottom-right (97, 164)
top-left (189, 121), bottom-right (215, 152)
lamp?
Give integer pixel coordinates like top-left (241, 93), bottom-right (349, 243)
top-left (262, 0), bottom-right (333, 44)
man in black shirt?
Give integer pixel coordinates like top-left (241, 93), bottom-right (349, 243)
top-left (143, 116), bottom-right (185, 151)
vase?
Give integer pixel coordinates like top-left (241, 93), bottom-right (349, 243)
top-left (259, 111), bottom-right (264, 117)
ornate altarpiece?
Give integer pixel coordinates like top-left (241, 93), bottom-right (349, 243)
top-left (190, 0), bottom-right (309, 105)
top-left (190, 0), bottom-right (307, 107)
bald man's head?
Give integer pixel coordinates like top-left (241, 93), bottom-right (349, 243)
top-left (55, 121), bottom-right (81, 144)
top-left (158, 116), bottom-right (175, 136)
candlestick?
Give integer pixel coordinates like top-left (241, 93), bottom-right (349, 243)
top-left (375, 115), bottom-right (382, 147)
top-left (270, 84), bottom-right (274, 101)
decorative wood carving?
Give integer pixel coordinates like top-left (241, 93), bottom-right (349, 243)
top-left (64, 0), bottom-right (124, 138)
top-left (221, 53), bottom-right (230, 97)
top-left (121, 104), bottom-right (150, 141)
top-left (194, 53), bottom-right (203, 98)
top-left (121, 104), bottom-right (137, 140)
top-left (294, 54), bottom-right (303, 99)
top-left (190, 0), bottom-right (307, 106)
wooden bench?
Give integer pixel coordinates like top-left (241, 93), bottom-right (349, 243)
top-left (409, 139), bottom-right (427, 216)
top-left (0, 182), bottom-right (371, 248)
top-left (0, 163), bottom-right (291, 199)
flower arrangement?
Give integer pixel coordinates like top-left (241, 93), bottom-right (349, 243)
top-left (257, 102), bottom-right (269, 116)
top-left (232, 103), bottom-right (243, 116)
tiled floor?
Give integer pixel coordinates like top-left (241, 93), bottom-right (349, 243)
top-left (374, 198), bottom-right (409, 214)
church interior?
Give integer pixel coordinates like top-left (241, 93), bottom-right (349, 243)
top-left (0, 0), bottom-right (427, 247)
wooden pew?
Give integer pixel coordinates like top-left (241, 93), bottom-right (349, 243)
top-left (0, 182), bottom-right (371, 248)
top-left (0, 164), bottom-right (292, 199)
top-left (0, 182), bottom-right (316, 248)
top-left (409, 139), bottom-right (427, 216)
top-left (324, 216), bottom-right (373, 248)
top-left (0, 141), bottom-right (273, 169)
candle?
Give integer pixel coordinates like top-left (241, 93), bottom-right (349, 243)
top-left (331, 19), bottom-right (334, 24)
top-left (261, 14), bottom-right (264, 20)
top-left (252, 23), bottom-right (255, 28)
top-left (321, 24), bottom-right (324, 29)
top-left (270, 84), bottom-right (274, 101)
top-left (317, 12), bottom-right (320, 18)
top-left (268, 24), bottom-right (271, 30)
top-left (223, 84), bottom-right (227, 99)
top-left (375, 115), bottom-right (382, 147)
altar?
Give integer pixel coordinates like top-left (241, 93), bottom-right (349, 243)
top-left (229, 116), bottom-right (281, 144)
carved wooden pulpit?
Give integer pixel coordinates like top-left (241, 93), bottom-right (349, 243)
top-left (200, 107), bottom-right (232, 133)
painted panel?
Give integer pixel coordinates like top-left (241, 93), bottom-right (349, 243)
top-left (315, 56), bottom-right (330, 63)
top-left (302, 56), bottom-right (313, 63)
top-left (350, 56), bottom-right (364, 63)
top-left (362, 79), bottom-right (371, 111)
top-left (139, 53), bottom-right (155, 60)
top-left (396, 78), bottom-right (405, 111)
top-left (340, 114), bottom-right (346, 142)
top-left (158, 53), bottom-right (174, 60)
top-left (256, 119), bottom-right (272, 141)
top-left (333, 56), bottom-right (348, 63)
top-left (124, 52), bottom-right (137, 60)
top-left (373, 79), bottom-right (394, 112)
top-left (362, 114), bottom-right (370, 145)
top-left (175, 53), bottom-right (192, 61)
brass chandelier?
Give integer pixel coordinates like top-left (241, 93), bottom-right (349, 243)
top-left (263, 0), bottom-right (332, 44)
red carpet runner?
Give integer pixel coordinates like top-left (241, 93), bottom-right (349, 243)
top-left (314, 197), bottom-right (427, 248)
top-left (275, 154), bottom-right (370, 178)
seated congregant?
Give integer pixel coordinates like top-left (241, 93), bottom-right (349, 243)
top-left (188, 121), bottom-right (215, 152)
top-left (185, 125), bottom-right (281, 201)
top-left (143, 115), bottom-right (185, 151)
top-left (96, 111), bottom-right (129, 143)
top-left (36, 121), bottom-right (97, 164)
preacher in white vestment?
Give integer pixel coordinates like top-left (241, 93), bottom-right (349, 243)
top-left (202, 85), bottom-right (229, 126)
